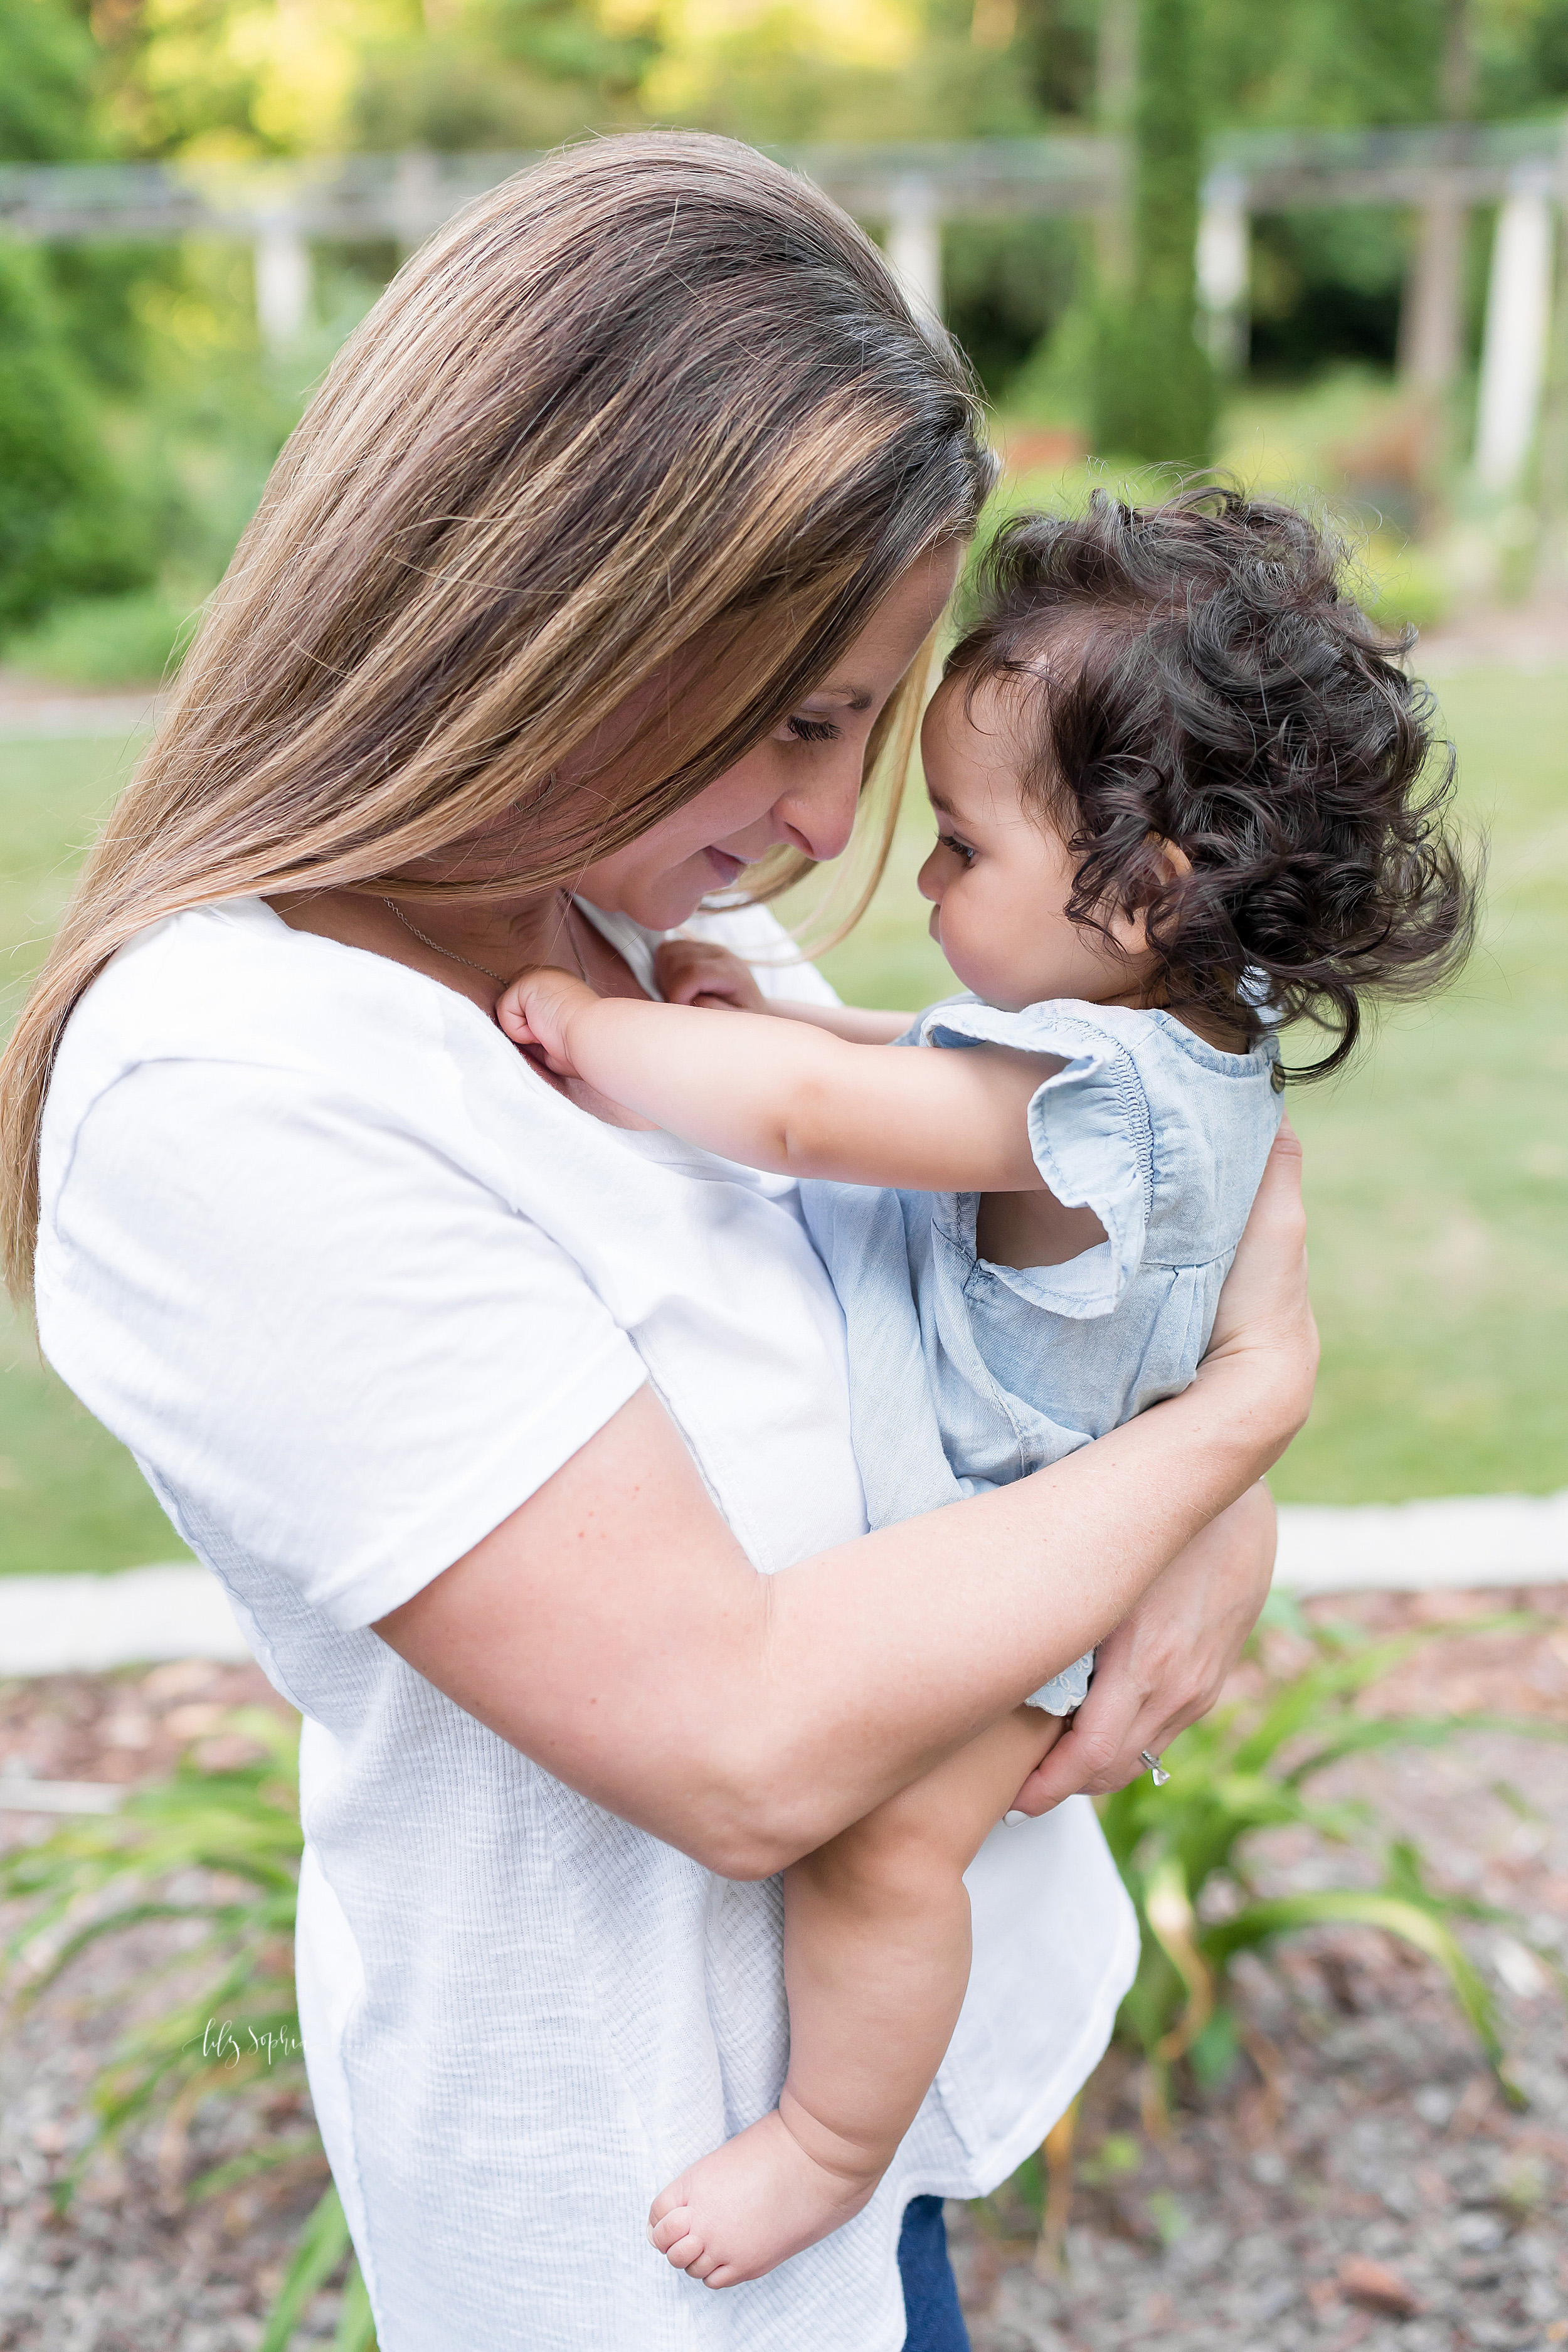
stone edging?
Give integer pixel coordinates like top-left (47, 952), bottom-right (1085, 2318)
top-left (1, 1490), bottom-right (1565, 1678)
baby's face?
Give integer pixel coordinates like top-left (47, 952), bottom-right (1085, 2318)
top-left (918, 675), bottom-right (1152, 1014)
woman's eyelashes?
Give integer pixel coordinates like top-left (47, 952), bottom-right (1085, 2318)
top-left (784, 713), bottom-right (842, 744)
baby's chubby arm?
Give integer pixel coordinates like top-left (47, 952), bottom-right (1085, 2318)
top-left (497, 965), bottom-right (1056, 1192)
top-left (654, 935), bottom-right (911, 1046)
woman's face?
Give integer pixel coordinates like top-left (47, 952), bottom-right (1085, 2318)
top-left (573, 542), bottom-right (961, 932)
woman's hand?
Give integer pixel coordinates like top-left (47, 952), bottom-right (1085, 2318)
top-left (654, 935), bottom-right (770, 1013)
top-left (1194, 1119), bottom-right (1316, 1444)
top-left (495, 965), bottom-right (603, 1077)
top-left (1007, 1478), bottom-right (1278, 1814)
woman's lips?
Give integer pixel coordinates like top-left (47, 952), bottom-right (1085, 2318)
top-left (704, 847), bottom-right (745, 886)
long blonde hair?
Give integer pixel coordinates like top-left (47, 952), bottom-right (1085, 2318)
top-left (1, 131), bottom-right (994, 1296)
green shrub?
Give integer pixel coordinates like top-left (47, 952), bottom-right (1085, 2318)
top-left (0, 0), bottom-right (100, 166)
top-left (1354, 537), bottom-right (1452, 635)
top-left (1091, 297), bottom-right (1217, 474)
top-left (4, 588), bottom-right (198, 686)
top-left (0, 240), bottom-right (153, 633)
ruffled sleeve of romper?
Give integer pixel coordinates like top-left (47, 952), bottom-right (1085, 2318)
top-left (918, 996), bottom-right (1155, 1321)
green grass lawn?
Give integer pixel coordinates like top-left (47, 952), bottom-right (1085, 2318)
top-left (1, 730), bottom-right (199, 1574)
top-left (1, 666), bottom-right (1564, 1573)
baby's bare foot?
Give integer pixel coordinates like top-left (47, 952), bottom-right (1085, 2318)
top-left (647, 2102), bottom-right (881, 2289)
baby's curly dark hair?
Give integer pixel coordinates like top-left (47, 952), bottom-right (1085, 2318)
top-left (943, 485), bottom-right (1480, 1079)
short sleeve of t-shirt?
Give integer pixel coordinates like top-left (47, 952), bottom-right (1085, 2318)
top-left (36, 921), bottom-right (647, 1633)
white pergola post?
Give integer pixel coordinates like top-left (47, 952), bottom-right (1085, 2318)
top-left (254, 216), bottom-right (310, 350)
top-left (394, 146), bottom-right (440, 260)
top-left (887, 175), bottom-right (942, 326)
top-left (1197, 167), bottom-right (1249, 372)
top-left (1475, 167), bottom-right (1555, 492)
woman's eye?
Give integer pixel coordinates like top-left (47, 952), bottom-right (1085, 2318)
top-left (785, 714), bottom-right (842, 744)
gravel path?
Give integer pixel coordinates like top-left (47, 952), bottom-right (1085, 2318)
top-left (952, 1587), bottom-right (1568, 2352)
top-left (3, 1591), bottom-right (1566, 2350)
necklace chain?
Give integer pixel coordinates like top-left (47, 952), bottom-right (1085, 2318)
top-left (381, 893), bottom-right (588, 987)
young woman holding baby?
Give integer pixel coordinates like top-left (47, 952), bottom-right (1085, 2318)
top-left (2, 136), bottom-right (1328, 2351)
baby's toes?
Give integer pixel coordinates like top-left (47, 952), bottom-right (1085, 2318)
top-left (648, 2180), bottom-right (686, 2231)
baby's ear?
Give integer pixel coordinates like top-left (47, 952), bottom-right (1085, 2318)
top-left (1145, 834), bottom-right (1193, 886)
top-left (1106, 836), bottom-right (1191, 956)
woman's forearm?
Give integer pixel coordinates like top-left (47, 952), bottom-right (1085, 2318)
top-left (375, 1293), bottom-right (1307, 1877)
top-left (376, 1131), bottom-right (1311, 1877)
top-left (748, 1330), bottom-right (1290, 1862)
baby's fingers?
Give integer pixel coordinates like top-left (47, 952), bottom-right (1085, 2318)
top-left (494, 985), bottom-right (536, 1046)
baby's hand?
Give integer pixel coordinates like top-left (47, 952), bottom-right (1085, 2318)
top-left (495, 965), bottom-right (602, 1078)
top-left (654, 935), bottom-right (768, 1014)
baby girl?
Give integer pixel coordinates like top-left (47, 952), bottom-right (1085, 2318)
top-left (499, 489), bottom-right (1475, 2290)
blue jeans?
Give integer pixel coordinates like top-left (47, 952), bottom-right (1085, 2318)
top-left (898, 2196), bottom-right (970, 2352)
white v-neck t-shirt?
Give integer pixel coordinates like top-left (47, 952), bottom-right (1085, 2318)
top-left (35, 894), bottom-right (1137, 2352)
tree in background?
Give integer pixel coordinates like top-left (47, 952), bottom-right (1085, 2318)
top-left (352, 0), bottom-right (652, 154)
top-left (13, 0), bottom-right (1568, 640)
top-left (1091, 0), bottom-right (1216, 464)
top-left (0, 240), bottom-right (153, 631)
top-left (82, 0), bottom-right (649, 159)
top-left (0, 0), bottom-right (103, 160)
top-left (0, 0), bottom-right (156, 635)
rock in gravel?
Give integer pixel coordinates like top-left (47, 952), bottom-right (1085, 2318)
top-left (1338, 2253), bottom-right (1423, 2314)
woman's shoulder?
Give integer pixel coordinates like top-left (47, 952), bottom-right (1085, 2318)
top-left (44, 897), bottom-right (529, 1190)
top-left (58, 896), bottom-right (503, 1086)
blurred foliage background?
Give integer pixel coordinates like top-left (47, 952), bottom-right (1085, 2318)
top-left (8, 0), bottom-right (1568, 665)
top-left (1, 0), bottom-right (1566, 1568)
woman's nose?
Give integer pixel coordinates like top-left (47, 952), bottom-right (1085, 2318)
top-left (772, 746), bottom-right (864, 864)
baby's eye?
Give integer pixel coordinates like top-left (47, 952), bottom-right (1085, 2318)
top-left (938, 832), bottom-right (975, 864)
top-left (785, 714), bottom-right (842, 744)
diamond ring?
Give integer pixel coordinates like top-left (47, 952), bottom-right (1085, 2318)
top-left (1140, 1749), bottom-right (1172, 1786)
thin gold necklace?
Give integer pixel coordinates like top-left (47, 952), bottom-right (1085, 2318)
top-left (381, 892), bottom-right (588, 987)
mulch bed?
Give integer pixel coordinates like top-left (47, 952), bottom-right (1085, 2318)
top-left (3, 1589), bottom-right (1567, 2351)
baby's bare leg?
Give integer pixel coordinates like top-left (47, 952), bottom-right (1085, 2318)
top-left (648, 1703), bottom-right (1064, 2288)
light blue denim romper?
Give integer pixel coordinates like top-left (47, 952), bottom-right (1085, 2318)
top-left (801, 994), bottom-right (1284, 1713)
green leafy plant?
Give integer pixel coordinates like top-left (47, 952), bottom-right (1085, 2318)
top-left (0, 1706), bottom-right (374, 2351)
top-left (1099, 1598), bottom-right (1567, 2116)
top-left (3, 588), bottom-right (199, 688)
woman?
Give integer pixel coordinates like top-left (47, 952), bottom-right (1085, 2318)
top-left (1, 134), bottom-right (1313, 2351)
